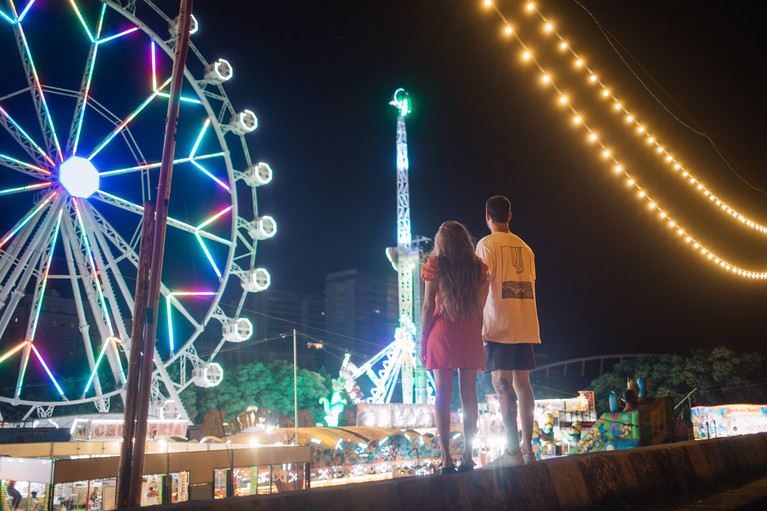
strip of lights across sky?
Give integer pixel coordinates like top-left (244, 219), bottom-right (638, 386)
top-left (482, 0), bottom-right (766, 279)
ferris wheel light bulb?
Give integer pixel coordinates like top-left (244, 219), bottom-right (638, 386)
top-left (169, 14), bottom-right (198, 39)
top-left (248, 215), bottom-right (277, 240)
top-left (60, 156), bottom-right (99, 198)
top-left (241, 268), bottom-right (270, 293)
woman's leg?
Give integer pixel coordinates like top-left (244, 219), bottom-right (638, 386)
top-left (458, 368), bottom-right (478, 466)
top-left (433, 368), bottom-right (454, 468)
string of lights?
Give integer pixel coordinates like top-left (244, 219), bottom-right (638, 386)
top-left (481, 0), bottom-right (767, 279)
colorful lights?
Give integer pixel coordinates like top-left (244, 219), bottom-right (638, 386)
top-left (480, 0), bottom-right (767, 279)
top-left (0, 181), bottom-right (52, 196)
top-left (166, 291), bottom-right (217, 352)
top-left (0, 191), bottom-right (56, 248)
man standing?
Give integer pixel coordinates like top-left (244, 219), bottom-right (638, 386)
top-left (476, 195), bottom-right (541, 467)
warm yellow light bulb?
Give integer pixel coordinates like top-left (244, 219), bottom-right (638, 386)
top-left (678, 229), bottom-right (684, 235)
top-left (637, 126), bottom-right (644, 133)
top-left (685, 236), bottom-right (691, 243)
top-left (589, 133), bottom-right (597, 141)
top-left (614, 165), bottom-right (622, 172)
top-left (666, 156), bottom-right (672, 161)
top-left (505, 25), bottom-right (513, 34)
top-left (638, 191), bottom-right (645, 198)
top-left (660, 212), bottom-right (667, 218)
top-left (545, 23), bottom-right (553, 31)
top-left (527, 2), bottom-right (535, 10)
top-left (668, 220), bottom-right (675, 227)
top-left (683, 171), bottom-right (689, 177)
top-left (693, 242), bottom-right (699, 248)
top-left (674, 164), bottom-right (680, 169)
top-left (573, 116), bottom-right (581, 123)
top-left (649, 202), bottom-right (656, 209)
top-left (560, 42), bottom-right (567, 49)
top-left (626, 115), bottom-right (633, 122)
top-left (560, 96), bottom-right (567, 103)
top-left (590, 75), bottom-right (597, 82)
top-left (484, 0), bottom-right (492, 6)
top-left (602, 150), bottom-right (610, 157)
top-left (697, 184), bottom-right (703, 190)
top-left (576, 59), bottom-right (583, 67)
top-left (542, 75), bottom-right (550, 83)
top-left (627, 179), bottom-right (634, 186)
top-left (523, 51), bottom-right (531, 59)
top-left (657, 147), bottom-right (663, 153)
top-left (602, 90), bottom-right (609, 96)
top-left (648, 137), bottom-right (654, 144)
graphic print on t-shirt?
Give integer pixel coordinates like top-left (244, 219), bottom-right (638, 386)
top-left (500, 246), bottom-right (534, 299)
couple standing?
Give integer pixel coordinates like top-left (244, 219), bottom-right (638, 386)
top-left (420, 195), bottom-right (541, 473)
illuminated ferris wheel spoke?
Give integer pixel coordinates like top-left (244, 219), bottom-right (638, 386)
top-left (99, 152), bottom-right (226, 177)
top-left (166, 291), bottom-right (216, 353)
top-left (88, 78), bottom-right (171, 160)
top-left (0, 8), bottom-right (14, 24)
top-left (0, 341), bottom-right (26, 365)
top-left (59, 219), bottom-right (106, 398)
top-left (93, 190), bottom-right (233, 246)
top-left (0, 105), bottom-right (56, 168)
top-left (150, 41), bottom-right (201, 105)
top-left (13, 19), bottom-right (64, 162)
top-left (30, 344), bottom-right (67, 398)
top-left (0, 153), bottom-right (52, 179)
top-left (0, 191), bottom-right (56, 249)
top-left (0, 181), bottom-right (52, 197)
top-left (16, 0), bottom-right (36, 24)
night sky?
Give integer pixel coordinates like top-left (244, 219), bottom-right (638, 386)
top-left (189, 0), bottom-right (767, 363)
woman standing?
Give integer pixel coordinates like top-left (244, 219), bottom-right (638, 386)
top-left (420, 221), bottom-right (489, 473)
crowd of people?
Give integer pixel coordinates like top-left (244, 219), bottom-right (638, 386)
top-left (420, 195), bottom-right (542, 472)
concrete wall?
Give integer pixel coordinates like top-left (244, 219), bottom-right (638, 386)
top-left (145, 433), bottom-right (767, 511)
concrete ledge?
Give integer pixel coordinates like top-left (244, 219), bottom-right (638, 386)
top-left (146, 433), bottom-right (767, 511)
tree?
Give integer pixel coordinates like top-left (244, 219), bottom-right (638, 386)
top-left (587, 346), bottom-right (766, 415)
top-left (181, 358), bottom-right (331, 425)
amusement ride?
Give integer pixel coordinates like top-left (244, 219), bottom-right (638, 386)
top-left (0, 0), bottom-right (275, 422)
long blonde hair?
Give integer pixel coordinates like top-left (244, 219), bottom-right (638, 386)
top-left (432, 221), bottom-right (483, 322)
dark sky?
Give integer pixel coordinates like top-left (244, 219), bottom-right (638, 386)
top-left (189, 0), bottom-right (767, 363)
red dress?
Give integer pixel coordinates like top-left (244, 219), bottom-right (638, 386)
top-left (421, 256), bottom-right (488, 371)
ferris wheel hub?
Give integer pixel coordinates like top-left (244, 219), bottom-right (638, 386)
top-left (60, 156), bottom-right (100, 198)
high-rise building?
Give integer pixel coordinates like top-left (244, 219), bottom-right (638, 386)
top-left (323, 269), bottom-right (398, 365)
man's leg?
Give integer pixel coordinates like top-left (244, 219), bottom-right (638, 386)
top-left (513, 369), bottom-right (535, 457)
top-left (433, 368), bottom-right (455, 468)
top-left (457, 368), bottom-right (478, 466)
top-left (492, 368), bottom-right (520, 456)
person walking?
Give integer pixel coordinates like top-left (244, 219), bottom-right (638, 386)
top-left (476, 195), bottom-right (541, 467)
top-left (420, 221), bottom-right (490, 473)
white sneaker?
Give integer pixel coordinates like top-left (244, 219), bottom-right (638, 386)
top-left (483, 450), bottom-right (524, 469)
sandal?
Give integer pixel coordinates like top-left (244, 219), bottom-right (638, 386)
top-left (456, 463), bottom-right (475, 473)
top-left (440, 463), bottom-right (457, 475)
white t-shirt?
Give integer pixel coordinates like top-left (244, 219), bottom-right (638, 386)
top-left (475, 231), bottom-right (541, 344)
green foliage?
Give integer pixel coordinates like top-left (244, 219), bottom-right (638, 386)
top-left (587, 346), bottom-right (766, 415)
top-left (181, 359), bottom-right (331, 424)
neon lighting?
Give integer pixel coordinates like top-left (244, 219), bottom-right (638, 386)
top-left (28, 210), bottom-right (63, 341)
top-left (82, 338), bottom-right (110, 395)
top-left (60, 156), bottom-right (100, 198)
top-left (16, 23), bottom-right (64, 162)
top-left (0, 8), bottom-right (14, 24)
top-left (191, 160), bottom-right (229, 190)
top-left (96, 26), bottom-right (138, 45)
top-left (166, 291), bottom-right (216, 352)
top-left (0, 191), bottom-right (56, 248)
top-left (197, 205), bottom-right (232, 230)
top-left (151, 41), bottom-right (201, 104)
top-left (99, 152), bottom-right (224, 176)
top-left (69, 0), bottom-right (94, 42)
top-left (30, 344), bottom-right (66, 398)
top-left (0, 105), bottom-right (55, 167)
top-left (482, 1), bottom-right (767, 279)
top-left (89, 77), bottom-right (171, 160)
top-left (72, 198), bottom-right (115, 335)
top-left (17, 0), bottom-right (35, 22)
top-left (189, 118), bottom-right (210, 157)
top-left (0, 341), bottom-right (26, 364)
top-left (0, 152), bottom-right (51, 175)
top-left (193, 206), bottom-right (232, 277)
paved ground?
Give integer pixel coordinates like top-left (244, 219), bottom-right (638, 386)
top-left (674, 476), bottom-right (767, 510)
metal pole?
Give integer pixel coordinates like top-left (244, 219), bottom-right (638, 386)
top-left (293, 328), bottom-right (298, 442)
top-left (116, 202), bottom-right (155, 509)
top-left (126, 0), bottom-right (194, 506)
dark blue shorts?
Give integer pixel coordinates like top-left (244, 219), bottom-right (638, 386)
top-left (484, 341), bottom-right (536, 371)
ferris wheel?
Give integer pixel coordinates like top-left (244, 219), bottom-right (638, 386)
top-left (0, 0), bottom-right (275, 421)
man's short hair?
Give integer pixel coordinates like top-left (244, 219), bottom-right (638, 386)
top-left (486, 195), bottom-right (511, 224)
